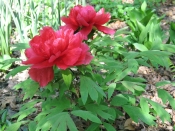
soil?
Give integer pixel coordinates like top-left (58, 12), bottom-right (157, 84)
top-left (1, 1), bottom-right (175, 131)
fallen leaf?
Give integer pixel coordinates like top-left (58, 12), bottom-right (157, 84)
top-left (124, 118), bottom-right (136, 130)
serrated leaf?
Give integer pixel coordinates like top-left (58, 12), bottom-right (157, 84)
top-left (61, 69), bottom-right (72, 88)
top-left (103, 122), bottom-right (116, 131)
top-left (71, 110), bottom-right (101, 124)
top-left (5, 66), bottom-right (29, 79)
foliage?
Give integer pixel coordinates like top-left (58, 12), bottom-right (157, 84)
top-left (2, 0), bottom-right (175, 131)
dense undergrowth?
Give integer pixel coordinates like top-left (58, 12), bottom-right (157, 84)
top-left (1, 0), bottom-right (175, 131)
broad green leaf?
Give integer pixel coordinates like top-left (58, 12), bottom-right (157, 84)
top-left (1, 109), bottom-right (7, 123)
top-left (141, 1), bottom-right (147, 12)
top-left (11, 43), bottom-right (29, 51)
top-left (155, 80), bottom-right (171, 87)
top-left (61, 69), bottom-right (72, 88)
top-left (86, 123), bottom-right (99, 131)
top-left (115, 68), bottom-right (131, 82)
top-left (71, 110), bottom-right (101, 124)
top-left (160, 44), bottom-right (175, 53)
top-left (108, 83), bottom-right (116, 100)
top-left (128, 59), bottom-right (139, 74)
top-left (140, 97), bottom-right (149, 114)
top-left (6, 121), bottom-right (28, 131)
top-left (103, 122), bottom-right (115, 131)
top-left (17, 108), bottom-right (36, 122)
top-left (5, 66), bottom-right (29, 79)
top-left (1, 58), bottom-right (21, 68)
top-left (111, 94), bottom-right (129, 106)
top-left (80, 77), bottom-right (90, 104)
top-left (146, 99), bottom-right (171, 122)
top-left (133, 43), bottom-right (148, 51)
top-left (28, 121), bottom-right (37, 131)
top-left (123, 105), bottom-right (156, 125)
top-left (158, 89), bottom-right (175, 110)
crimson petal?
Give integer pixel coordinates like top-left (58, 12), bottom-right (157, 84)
top-left (29, 67), bottom-right (54, 87)
top-left (95, 25), bottom-right (115, 35)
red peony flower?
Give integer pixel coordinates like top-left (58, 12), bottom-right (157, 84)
top-left (23, 26), bottom-right (93, 87)
top-left (61, 5), bottom-right (115, 39)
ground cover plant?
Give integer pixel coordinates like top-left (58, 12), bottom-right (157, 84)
top-left (1, 0), bottom-right (175, 130)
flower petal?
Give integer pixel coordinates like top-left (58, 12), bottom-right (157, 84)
top-left (95, 25), bottom-right (115, 35)
top-left (79, 24), bottom-right (93, 39)
top-left (75, 43), bottom-right (93, 65)
top-left (29, 67), bottom-right (54, 87)
top-left (62, 48), bottom-right (82, 66)
top-left (22, 48), bottom-right (45, 65)
top-left (94, 8), bottom-right (111, 25)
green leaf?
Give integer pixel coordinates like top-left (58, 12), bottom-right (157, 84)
top-left (115, 68), bottom-right (131, 82)
top-left (155, 80), bottom-right (171, 87)
top-left (29, 121), bottom-right (37, 131)
top-left (103, 122), bottom-right (115, 131)
top-left (158, 89), bottom-right (175, 110)
top-left (86, 123), bottom-right (99, 131)
top-left (11, 43), bottom-right (29, 51)
top-left (123, 105), bottom-right (156, 125)
top-left (1, 109), bottom-right (7, 123)
top-left (61, 69), bottom-right (72, 88)
top-left (12, 108), bottom-right (36, 122)
top-left (71, 110), bottom-right (102, 124)
top-left (23, 81), bottom-right (39, 100)
top-left (36, 112), bottom-right (78, 131)
top-left (80, 76), bottom-right (106, 104)
top-left (85, 104), bottom-right (113, 120)
top-left (140, 97), bottom-right (149, 114)
top-left (111, 94), bottom-right (129, 106)
top-left (128, 59), bottom-right (139, 74)
top-left (133, 43), bottom-right (148, 51)
top-left (122, 81), bottom-right (145, 93)
top-left (5, 121), bottom-right (28, 131)
top-left (146, 98), bottom-right (171, 122)
top-left (107, 83), bottom-right (116, 100)
top-left (5, 66), bottom-right (29, 79)
top-left (141, 1), bottom-right (147, 12)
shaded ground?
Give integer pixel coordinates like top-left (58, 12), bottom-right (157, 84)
top-left (1, 1), bottom-right (175, 131)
